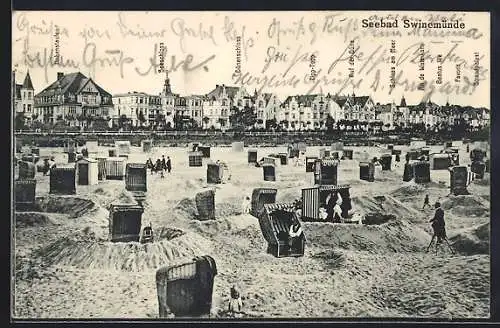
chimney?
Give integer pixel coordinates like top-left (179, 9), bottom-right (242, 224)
top-left (57, 72), bottom-right (64, 80)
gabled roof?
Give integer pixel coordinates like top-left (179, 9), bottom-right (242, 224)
top-left (334, 96), bottom-right (349, 107)
top-left (282, 94), bottom-right (320, 107)
top-left (411, 101), bottom-right (440, 115)
top-left (351, 96), bottom-right (370, 107)
top-left (113, 91), bottom-right (150, 97)
top-left (185, 94), bottom-right (205, 99)
top-left (206, 84), bottom-right (240, 100)
top-left (36, 72), bottom-right (112, 99)
top-left (22, 72), bottom-right (34, 90)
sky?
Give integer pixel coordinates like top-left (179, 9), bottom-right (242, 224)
top-left (12, 10), bottom-right (490, 107)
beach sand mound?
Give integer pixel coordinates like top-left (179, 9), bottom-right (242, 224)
top-left (114, 190), bottom-right (139, 206)
top-left (35, 196), bottom-right (96, 218)
top-left (34, 230), bottom-right (213, 272)
top-left (441, 195), bottom-right (489, 218)
top-left (450, 223), bottom-right (489, 255)
top-left (172, 198), bottom-right (198, 219)
top-left (351, 195), bottom-right (424, 223)
top-left (390, 181), bottom-right (447, 198)
top-left (16, 212), bottom-right (54, 228)
top-left (90, 187), bottom-right (139, 209)
top-left (217, 199), bottom-right (244, 217)
top-left (304, 219), bottom-right (431, 253)
top-left (189, 214), bottom-right (259, 239)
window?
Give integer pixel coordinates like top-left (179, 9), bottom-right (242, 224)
top-left (23, 104), bottom-right (26, 112)
top-left (28, 104), bottom-right (31, 112)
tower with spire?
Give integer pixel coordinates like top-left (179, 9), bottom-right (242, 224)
top-left (160, 69), bottom-right (177, 129)
top-left (163, 70), bottom-right (172, 95)
top-left (13, 70), bottom-right (35, 124)
top-left (400, 95), bottom-right (407, 107)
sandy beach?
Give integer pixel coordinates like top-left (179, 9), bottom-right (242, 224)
top-left (13, 143), bottom-right (490, 319)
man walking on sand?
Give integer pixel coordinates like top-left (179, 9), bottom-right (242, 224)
top-left (166, 156), bottom-right (172, 173)
top-left (426, 202), bottom-right (454, 254)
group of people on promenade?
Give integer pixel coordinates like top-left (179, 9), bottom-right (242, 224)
top-left (146, 155), bottom-right (171, 178)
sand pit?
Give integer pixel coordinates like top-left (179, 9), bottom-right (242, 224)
top-left (450, 223), bottom-right (490, 255)
top-left (310, 250), bottom-right (346, 270)
top-left (34, 230), bottom-right (213, 272)
top-left (304, 219), bottom-right (432, 253)
top-left (441, 195), bottom-right (490, 218)
top-left (35, 196), bottom-right (96, 218)
top-left (351, 194), bottom-right (424, 223)
top-left (16, 212), bottom-right (55, 228)
top-left (189, 214), bottom-right (258, 239)
top-left (391, 181), bottom-right (447, 198)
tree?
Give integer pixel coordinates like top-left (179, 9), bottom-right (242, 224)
top-left (15, 112), bottom-right (25, 130)
top-left (265, 118), bottom-right (277, 130)
top-left (325, 114), bottom-right (335, 132)
top-left (138, 111), bottom-right (147, 128)
top-left (93, 117), bottom-right (109, 131)
top-left (118, 114), bottom-right (130, 130)
top-left (229, 105), bottom-right (256, 131)
top-left (203, 116), bottom-right (210, 129)
top-left (218, 118), bottom-right (226, 129)
top-left (173, 113), bottom-right (184, 130)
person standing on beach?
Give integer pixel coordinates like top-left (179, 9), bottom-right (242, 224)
top-left (166, 156), bottom-right (172, 173)
top-left (326, 191), bottom-right (339, 222)
top-left (422, 194), bottom-right (431, 210)
top-left (161, 155), bottom-right (167, 173)
top-left (288, 216), bottom-right (303, 252)
top-left (146, 158), bottom-right (154, 175)
top-left (156, 158), bottom-right (164, 178)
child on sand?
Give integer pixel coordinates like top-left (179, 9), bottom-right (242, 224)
top-left (422, 194), bottom-right (431, 210)
top-left (242, 196), bottom-right (251, 214)
top-left (228, 285), bottom-right (243, 313)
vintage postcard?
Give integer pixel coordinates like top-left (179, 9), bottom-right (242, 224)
top-left (12, 11), bottom-right (490, 319)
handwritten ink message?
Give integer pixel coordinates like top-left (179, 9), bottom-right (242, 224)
top-left (12, 11), bottom-right (489, 104)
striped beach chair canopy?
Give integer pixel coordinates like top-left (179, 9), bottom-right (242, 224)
top-left (263, 203), bottom-right (296, 213)
top-left (317, 184), bottom-right (351, 191)
top-left (320, 159), bottom-right (338, 166)
top-left (127, 163), bottom-right (147, 169)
